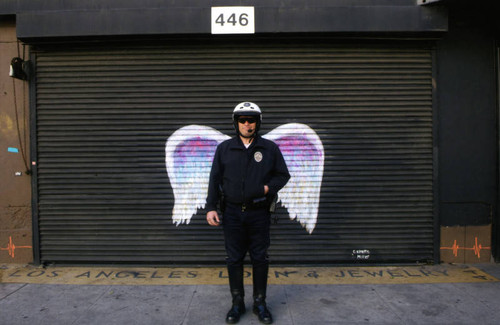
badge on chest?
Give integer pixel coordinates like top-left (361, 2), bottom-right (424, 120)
top-left (254, 151), bottom-right (263, 163)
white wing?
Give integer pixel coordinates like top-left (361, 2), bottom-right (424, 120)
top-left (165, 125), bottom-right (230, 225)
top-left (264, 123), bottom-right (324, 234)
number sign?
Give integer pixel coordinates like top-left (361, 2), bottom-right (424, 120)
top-left (211, 7), bottom-right (255, 34)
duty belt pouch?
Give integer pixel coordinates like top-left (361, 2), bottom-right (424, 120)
top-left (252, 196), bottom-right (268, 209)
top-left (269, 194), bottom-right (279, 224)
top-left (269, 194), bottom-right (278, 213)
top-left (251, 195), bottom-right (279, 223)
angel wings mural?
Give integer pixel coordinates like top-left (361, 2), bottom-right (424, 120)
top-left (165, 123), bottom-right (324, 234)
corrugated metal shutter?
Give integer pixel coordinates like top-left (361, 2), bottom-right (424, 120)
top-left (34, 39), bottom-right (434, 264)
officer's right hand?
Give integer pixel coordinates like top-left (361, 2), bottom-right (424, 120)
top-left (206, 211), bottom-right (221, 226)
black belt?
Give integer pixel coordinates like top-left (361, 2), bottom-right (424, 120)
top-left (226, 201), bottom-right (267, 212)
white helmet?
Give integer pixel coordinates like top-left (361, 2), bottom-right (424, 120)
top-left (232, 102), bottom-right (262, 118)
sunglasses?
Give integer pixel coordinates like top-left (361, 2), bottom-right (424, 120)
top-left (237, 117), bottom-right (257, 124)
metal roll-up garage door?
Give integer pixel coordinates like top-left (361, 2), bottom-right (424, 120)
top-left (34, 38), bottom-right (434, 265)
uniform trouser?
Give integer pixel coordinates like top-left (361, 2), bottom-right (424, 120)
top-left (223, 203), bottom-right (270, 300)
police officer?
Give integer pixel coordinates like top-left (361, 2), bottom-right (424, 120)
top-left (206, 102), bottom-right (290, 324)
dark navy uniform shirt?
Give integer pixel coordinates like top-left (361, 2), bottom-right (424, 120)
top-left (206, 134), bottom-right (290, 212)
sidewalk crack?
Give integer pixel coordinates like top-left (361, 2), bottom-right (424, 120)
top-left (180, 285), bottom-right (197, 325)
top-left (283, 286), bottom-right (295, 325)
top-left (0, 283), bottom-right (28, 301)
top-left (70, 286), bottom-right (110, 325)
top-left (372, 286), bottom-right (406, 324)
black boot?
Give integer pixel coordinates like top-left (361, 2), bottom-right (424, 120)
top-left (253, 264), bottom-right (272, 324)
top-left (253, 295), bottom-right (273, 324)
top-left (226, 265), bottom-right (245, 324)
top-left (226, 290), bottom-right (246, 324)
top-left (228, 264), bottom-right (245, 294)
top-left (252, 263), bottom-right (268, 299)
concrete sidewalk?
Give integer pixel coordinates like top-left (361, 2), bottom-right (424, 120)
top-left (1, 264), bottom-right (500, 325)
